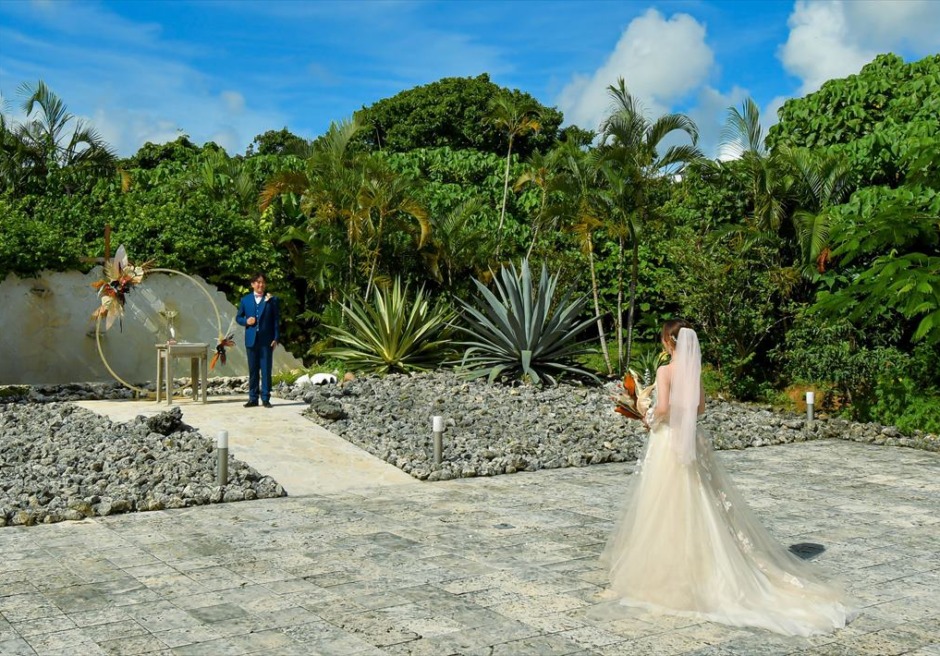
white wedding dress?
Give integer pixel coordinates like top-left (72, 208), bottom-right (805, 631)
top-left (601, 329), bottom-right (856, 636)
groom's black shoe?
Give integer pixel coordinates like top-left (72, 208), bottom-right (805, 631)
top-left (243, 400), bottom-right (258, 408)
top-left (262, 401), bottom-right (273, 408)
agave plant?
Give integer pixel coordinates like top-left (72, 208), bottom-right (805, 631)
top-left (324, 279), bottom-right (456, 374)
top-left (632, 345), bottom-right (669, 387)
top-left (457, 258), bottom-right (599, 384)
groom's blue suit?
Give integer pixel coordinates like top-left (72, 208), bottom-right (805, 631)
top-left (235, 293), bottom-right (280, 404)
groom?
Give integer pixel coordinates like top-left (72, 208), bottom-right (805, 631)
top-left (235, 272), bottom-right (280, 408)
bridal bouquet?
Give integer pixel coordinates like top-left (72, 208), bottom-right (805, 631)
top-left (614, 369), bottom-right (655, 422)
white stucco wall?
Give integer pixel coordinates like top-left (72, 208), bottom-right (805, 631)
top-left (0, 269), bottom-right (303, 385)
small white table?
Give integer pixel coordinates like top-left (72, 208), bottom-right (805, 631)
top-left (155, 342), bottom-right (208, 405)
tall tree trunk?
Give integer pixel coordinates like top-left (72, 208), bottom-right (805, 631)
top-left (347, 224), bottom-right (355, 293)
top-left (587, 240), bottom-right (613, 375)
top-left (616, 234), bottom-right (625, 375)
top-left (525, 186), bottom-right (546, 260)
top-left (525, 225), bottom-right (540, 260)
top-left (364, 213), bottom-right (384, 299)
top-left (495, 137), bottom-right (514, 258)
top-left (625, 236), bottom-right (638, 370)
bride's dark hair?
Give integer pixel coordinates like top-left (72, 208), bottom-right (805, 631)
top-left (662, 319), bottom-right (693, 344)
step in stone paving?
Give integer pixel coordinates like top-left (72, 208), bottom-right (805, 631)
top-left (0, 440), bottom-right (938, 655)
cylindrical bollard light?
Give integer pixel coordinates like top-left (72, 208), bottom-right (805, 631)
top-left (217, 430), bottom-right (229, 486)
top-left (806, 391), bottom-right (815, 423)
top-left (432, 415), bottom-right (444, 465)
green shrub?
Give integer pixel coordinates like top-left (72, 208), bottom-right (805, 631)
top-left (775, 317), bottom-right (901, 409)
top-left (271, 369), bottom-right (304, 386)
top-left (776, 315), bottom-right (940, 431)
top-left (869, 373), bottom-right (940, 434)
top-left (701, 366), bottom-right (728, 400)
top-left (576, 349), bottom-right (612, 378)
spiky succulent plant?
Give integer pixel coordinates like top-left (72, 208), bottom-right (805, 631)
top-left (457, 258), bottom-right (599, 385)
top-left (325, 279), bottom-right (456, 374)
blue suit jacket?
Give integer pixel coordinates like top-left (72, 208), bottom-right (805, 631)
top-left (235, 293), bottom-right (280, 349)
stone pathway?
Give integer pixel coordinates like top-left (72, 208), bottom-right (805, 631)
top-left (72, 397), bottom-right (415, 496)
top-left (1, 440), bottom-right (938, 655)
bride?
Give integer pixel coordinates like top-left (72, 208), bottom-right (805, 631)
top-left (601, 320), bottom-right (856, 636)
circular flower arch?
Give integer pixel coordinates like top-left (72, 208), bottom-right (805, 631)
top-left (92, 245), bottom-right (234, 394)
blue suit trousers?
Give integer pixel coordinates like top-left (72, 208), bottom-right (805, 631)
top-left (246, 344), bottom-right (273, 402)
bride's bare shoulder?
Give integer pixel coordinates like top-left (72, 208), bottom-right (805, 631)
top-left (656, 363), bottom-right (671, 380)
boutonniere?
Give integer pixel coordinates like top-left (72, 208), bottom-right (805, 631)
top-left (264, 293), bottom-right (273, 302)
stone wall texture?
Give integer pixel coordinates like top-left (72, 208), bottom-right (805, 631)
top-left (0, 269), bottom-right (302, 385)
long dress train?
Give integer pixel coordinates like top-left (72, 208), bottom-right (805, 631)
top-left (601, 421), bottom-right (856, 636)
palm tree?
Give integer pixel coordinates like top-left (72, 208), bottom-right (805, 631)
top-left (488, 93), bottom-right (542, 257)
top-left (513, 149), bottom-right (567, 259)
top-left (0, 110), bottom-right (28, 193)
top-left (261, 118), bottom-right (429, 298)
top-left (556, 140), bottom-right (614, 375)
top-left (422, 197), bottom-right (494, 289)
top-left (717, 100), bottom-right (853, 278)
top-left (355, 160), bottom-right (430, 298)
top-left (711, 98), bottom-right (805, 309)
top-left (719, 98), bottom-right (789, 234)
top-left (598, 78), bottom-right (702, 371)
top-left (260, 117), bottom-right (366, 288)
top-left (199, 150), bottom-right (258, 215)
top-left (0, 80), bottom-right (116, 195)
top-left (784, 146), bottom-right (853, 277)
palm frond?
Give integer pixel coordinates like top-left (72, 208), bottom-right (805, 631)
top-left (719, 98), bottom-right (765, 160)
top-left (648, 113), bottom-right (700, 148)
top-left (259, 171), bottom-right (310, 211)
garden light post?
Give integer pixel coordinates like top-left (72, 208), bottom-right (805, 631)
top-left (217, 430), bottom-right (229, 486)
top-left (432, 416), bottom-right (444, 465)
top-left (806, 392), bottom-right (815, 424)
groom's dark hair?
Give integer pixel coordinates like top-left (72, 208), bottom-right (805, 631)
top-left (249, 272), bottom-right (266, 283)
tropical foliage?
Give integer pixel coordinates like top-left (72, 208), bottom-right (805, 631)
top-left (324, 278), bottom-right (456, 374)
top-left (1, 54), bottom-right (938, 430)
top-left (353, 73), bottom-right (562, 157)
top-left (0, 81), bottom-right (116, 196)
top-left (457, 259), bottom-right (598, 384)
top-left (597, 78), bottom-right (702, 372)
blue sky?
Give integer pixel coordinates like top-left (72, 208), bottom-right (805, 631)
top-left (1, 0), bottom-right (938, 158)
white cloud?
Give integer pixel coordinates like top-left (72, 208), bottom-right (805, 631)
top-left (779, 0), bottom-right (940, 95)
top-left (778, 2), bottom-right (876, 95)
top-left (306, 62), bottom-right (339, 86)
top-left (221, 91), bottom-right (245, 113)
top-left (842, 0), bottom-right (940, 51)
top-left (81, 76), bottom-right (278, 156)
top-left (558, 9), bottom-right (714, 133)
top-left (92, 107), bottom-right (181, 156)
top-left (0, 26), bottom-right (284, 156)
top-left (0, 1), bottom-right (290, 157)
top-left (209, 128), bottom-right (241, 155)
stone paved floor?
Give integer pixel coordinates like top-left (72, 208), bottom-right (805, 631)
top-left (0, 440), bottom-right (938, 655)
